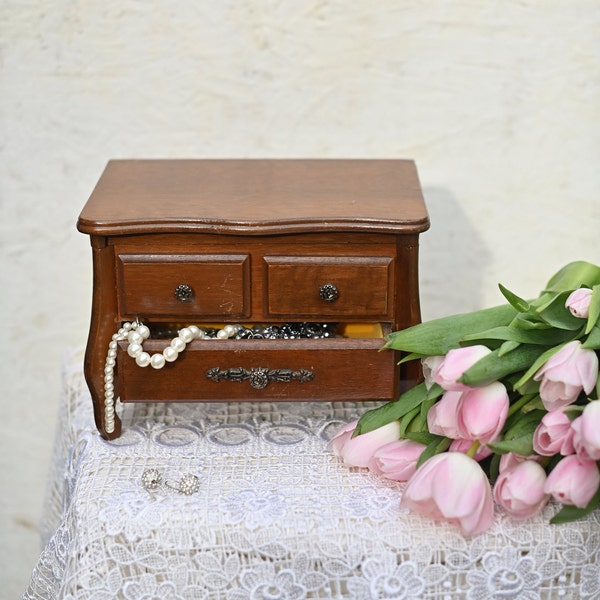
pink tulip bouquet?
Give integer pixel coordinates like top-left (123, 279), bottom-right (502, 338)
top-left (329, 261), bottom-right (600, 535)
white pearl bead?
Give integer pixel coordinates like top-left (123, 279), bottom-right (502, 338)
top-left (123, 322), bottom-right (132, 330)
top-left (105, 382), bottom-right (114, 392)
top-left (178, 327), bottom-right (194, 343)
top-left (135, 352), bottom-right (151, 367)
top-left (188, 325), bottom-right (200, 338)
top-left (128, 330), bottom-right (143, 345)
top-left (223, 324), bottom-right (236, 336)
top-left (118, 328), bottom-right (128, 337)
top-left (107, 348), bottom-right (117, 359)
top-left (127, 343), bottom-right (143, 358)
top-left (171, 337), bottom-right (186, 352)
top-left (104, 373), bottom-right (113, 384)
top-left (150, 353), bottom-right (166, 369)
top-left (106, 357), bottom-right (115, 368)
top-left (105, 397), bottom-right (114, 406)
top-left (217, 329), bottom-right (229, 339)
top-left (109, 341), bottom-right (118, 350)
top-left (137, 324), bottom-right (150, 339)
top-left (163, 346), bottom-right (179, 362)
top-left (104, 365), bottom-right (113, 375)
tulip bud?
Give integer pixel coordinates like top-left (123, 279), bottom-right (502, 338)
top-left (456, 382), bottom-right (509, 444)
top-left (493, 460), bottom-right (549, 519)
top-left (533, 341), bottom-right (599, 411)
top-left (433, 345), bottom-right (492, 392)
top-left (368, 439), bottom-right (426, 482)
top-left (544, 454), bottom-right (600, 508)
top-left (427, 390), bottom-right (462, 439)
top-left (401, 452), bottom-right (494, 536)
top-left (532, 409), bottom-right (575, 456)
top-left (571, 400), bottom-right (600, 461)
top-left (565, 288), bottom-right (593, 319)
top-left (328, 420), bottom-right (401, 468)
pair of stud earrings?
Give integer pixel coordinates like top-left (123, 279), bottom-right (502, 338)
top-left (140, 468), bottom-right (200, 495)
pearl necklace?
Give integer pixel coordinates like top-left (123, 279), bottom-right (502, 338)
top-left (103, 321), bottom-right (336, 434)
top-left (103, 321), bottom-right (242, 433)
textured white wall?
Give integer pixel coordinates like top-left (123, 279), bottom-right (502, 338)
top-left (2, 1), bottom-right (599, 594)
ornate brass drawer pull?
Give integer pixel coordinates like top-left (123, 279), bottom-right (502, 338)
top-left (206, 366), bottom-right (314, 389)
top-left (174, 283), bottom-right (194, 302)
top-left (319, 283), bottom-right (339, 302)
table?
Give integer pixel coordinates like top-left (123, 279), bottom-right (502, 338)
top-left (23, 349), bottom-right (600, 599)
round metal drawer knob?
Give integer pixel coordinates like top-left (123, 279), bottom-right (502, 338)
top-left (174, 283), bottom-right (194, 302)
top-left (319, 283), bottom-right (339, 302)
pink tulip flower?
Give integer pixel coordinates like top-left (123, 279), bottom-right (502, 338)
top-left (571, 400), bottom-right (600, 461)
top-left (456, 382), bottom-right (509, 443)
top-left (328, 419), bottom-right (401, 468)
top-left (565, 288), bottom-right (593, 319)
top-left (427, 390), bottom-right (462, 439)
top-left (532, 409), bottom-right (575, 456)
top-left (533, 341), bottom-right (598, 411)
top-left (543, 454), bottom-right (600, 508)
top-left (401, 452), bottom-right (494, 536)
top-left (499, 452), bottom-right (543, 472)
top-left (433, 345), bottom-right (492, 391)
top-left (493, 460), bottom-right (549, 519)
top-left (422, 355), bottom-right (444, 390)
top-left (368, 439), bottom-right (427, 482)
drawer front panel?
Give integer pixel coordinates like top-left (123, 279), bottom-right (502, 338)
top-left (117, 254), bottom-right (250, 318)
top-left (117, 338), bottom-right (397, 401)
top-left (264, 256), bottom-right (393, 318)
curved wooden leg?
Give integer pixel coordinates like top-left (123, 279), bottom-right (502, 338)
top-left (84, 237), bottom-right (122, 440)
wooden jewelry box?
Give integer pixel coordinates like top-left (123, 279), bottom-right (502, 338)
top-left (77, 159), bottom-right (429, 439)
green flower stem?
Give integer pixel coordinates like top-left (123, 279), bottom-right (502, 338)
top-left (467, 440), bottom-right (481, 458)
top-left (507, 393), bottom-right (538, 418)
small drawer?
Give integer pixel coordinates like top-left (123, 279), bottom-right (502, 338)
top-left (117, 254), bottom-right (250, 319)
top-left (117, 336), bottom-right (397, 402)
top-left (264, 255), bottom-right (393, 318)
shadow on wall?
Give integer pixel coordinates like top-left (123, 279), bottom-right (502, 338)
top-left (418, 187), bottom-right (492, 320)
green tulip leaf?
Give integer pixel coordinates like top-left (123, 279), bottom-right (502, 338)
top-left (543, 261), bottom-right (600, 294)
top-left (513, 344), bottom-right (566, 392)
top-left (534, 291), bottom-right (584, 331)
top-left (582, 324), bottom-right (600, 350)
top-left (353, 382), bottom-right (437, 436)
top-left (498, 283), bottom-right (530, 312)
top-left (459, 344), bottom-right (546, 388)
top-left (414, 436), bottom-right (452, 468)
top-left (486, 410), bottom-right (542, 456)
top-left (585, 284), bottom-right (600, 334)
top-left (383, 304), bottom-right (517, 356)
top-left (461, 325), bottom-right (575, 347)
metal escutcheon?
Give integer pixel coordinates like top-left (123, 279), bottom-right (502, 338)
top-left (174, 283), bottom-right (194, 302)
top-left (319, 283), bottom-right (339, 302)
top-left (206, 367), bottom-right (314, 389)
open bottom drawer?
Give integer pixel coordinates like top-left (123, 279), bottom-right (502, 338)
top-left (116, 327), bottom-right (397, 402)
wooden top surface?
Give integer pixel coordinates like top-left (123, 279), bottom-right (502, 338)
top-left (77, 159), bottom-right (429, 236)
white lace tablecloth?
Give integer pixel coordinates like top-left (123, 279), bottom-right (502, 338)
top-left (23, 350), bottom-right (600, 599)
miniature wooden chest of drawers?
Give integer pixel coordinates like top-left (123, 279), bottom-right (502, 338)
top-left (78, 159), bottom-right (429, 439)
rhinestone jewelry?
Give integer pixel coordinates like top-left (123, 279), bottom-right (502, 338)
top-left (166, 474), bottom-right (201, 495)
top-left (103, 320), bottom-right (338, 433)
top-left (141, 468), bottom-right (163, 491)
top-left (140, 469), bottom-right (200, 495)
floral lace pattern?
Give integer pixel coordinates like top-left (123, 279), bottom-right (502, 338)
top-left (23, 349), bottom-right (600, 599)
